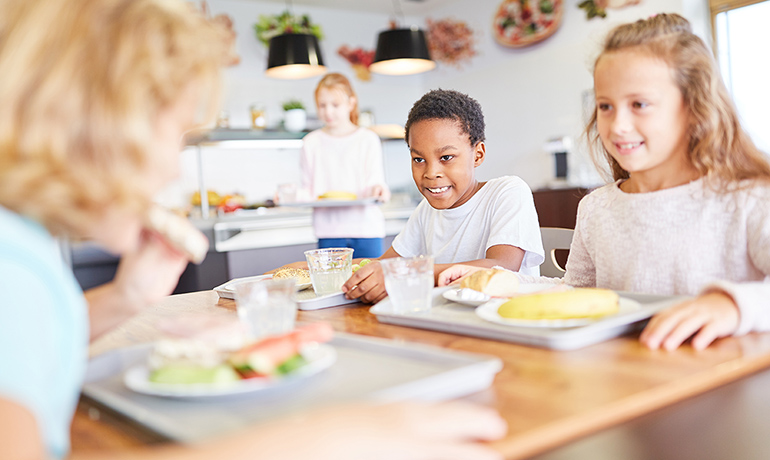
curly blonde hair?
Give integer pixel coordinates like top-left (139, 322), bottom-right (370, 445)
top-left (0, 0), bottom-right (229, 237)
top-left (314, 73), bottom-right (359, 125)
top-left (585, 13), bottom-right (770, 187)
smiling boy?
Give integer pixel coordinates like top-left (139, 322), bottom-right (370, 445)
top-left (343, 89), bottom-right (544, 303)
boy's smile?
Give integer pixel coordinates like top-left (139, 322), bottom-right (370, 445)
top-left (408, 119), bottom-right (485, 209)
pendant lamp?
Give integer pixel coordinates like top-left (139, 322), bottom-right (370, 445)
top-left (265, 33), bottom-right (327, 79)
top-left (370, 26), bottom-right (436, 76)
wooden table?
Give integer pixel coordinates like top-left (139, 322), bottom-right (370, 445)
top-left (71, 291), bottom-right (770, 459)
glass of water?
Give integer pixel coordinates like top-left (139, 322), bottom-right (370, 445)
top-left (304, 248), bottom-right (354, 296)
top-left (234, 278), bottom-right (297, 340)
top-left (380, 255), bottom-right (435, 313)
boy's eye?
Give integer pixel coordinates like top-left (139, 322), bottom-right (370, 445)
top-left (632, 101), bottom-right (648, 109)
top-left (412, 157), bottom-right (425, 164)
top-left (440, 155), bottom-right (454, 162)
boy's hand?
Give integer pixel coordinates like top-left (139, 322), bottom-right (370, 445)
top-left (437, 265), bottom-right (486, 287)
top-left (342, 260), bottom-right (388, 304)
top-left (639, 291), bottom-right (740, 351)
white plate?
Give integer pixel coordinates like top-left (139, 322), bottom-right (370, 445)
top-left (475, 296), bottom-right (643, 329)
top-left (124, 343), bottom-right (337, 398)
top-left (214, 274), bottom-right (312, 300)
top-left (442, 283), bottom-right (558, 307)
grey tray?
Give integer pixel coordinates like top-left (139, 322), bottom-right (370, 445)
top-left (82, 332), bottom-right (502, 443)
top-left (370, 287), bottom-right (686, 350)
top-left (214, 275), bottom-right (359, 310)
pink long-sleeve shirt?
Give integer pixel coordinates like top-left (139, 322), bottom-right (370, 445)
top-left (300, 128), bottom-right (387, 239)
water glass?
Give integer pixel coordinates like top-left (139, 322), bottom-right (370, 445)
top-left (250, 103), bottom-right (267, 130)
top-left (304, 248), bottom-right (354, 296)
top-left (234, 278), bottom-right (297, 340)
top-left (381, 255), bottom-right (434, 313)
top-left (277, 183), bottom-right (298, 204)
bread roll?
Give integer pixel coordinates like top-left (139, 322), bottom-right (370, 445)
top-left (146, 206), bottom-right (209, 264)
top-left (460, 269), bottom-right (520, 297)
top-left (273, 267), bottom-right (311, 285)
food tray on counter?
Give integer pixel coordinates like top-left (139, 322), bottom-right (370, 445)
top-left (214, 275), bottom-right (359, 310)
top-left (370, 287), bottom-right (686, 350)
top-left (279, 197), bottom-right (380, 208)
top-left (81, 332), bottom-right (503, 443)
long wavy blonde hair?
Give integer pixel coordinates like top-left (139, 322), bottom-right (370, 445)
top-left (314, 73), bottom-right (359, 125)
top-left (585, 13), bottom-right (770, 187)
top-left (0, 0), bottom-right (229, 237)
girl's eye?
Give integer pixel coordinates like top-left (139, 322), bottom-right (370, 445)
top-left (440, 155), bottom-right (454, 162)
top-left (597, 103), bottom-right (612, 112)
top-left (412, 157), bottom-right (425, 164)
top-left (632, 101), bottom-right (648, 109)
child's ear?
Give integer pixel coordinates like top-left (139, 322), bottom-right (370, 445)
top-left (473, 141), bottom-right (486, 167)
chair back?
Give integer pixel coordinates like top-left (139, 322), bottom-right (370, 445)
top-left (540, 227), bottom-right (574, 278)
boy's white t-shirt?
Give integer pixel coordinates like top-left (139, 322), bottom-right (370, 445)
top-left (300, 128), bottom-right (387, 239)
top-left (392, 176), bottom-right (544, 276)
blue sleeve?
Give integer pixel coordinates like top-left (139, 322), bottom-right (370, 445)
top-left (0, 261), bottom-right (59, 424)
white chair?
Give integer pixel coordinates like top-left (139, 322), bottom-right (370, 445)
top-left (539, 227), bottom-right (574, 278)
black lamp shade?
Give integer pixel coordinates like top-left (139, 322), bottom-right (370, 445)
top-left (370, 28), bottom-right (436, 76)
top-left (265, 33), bottom-right (327, 79)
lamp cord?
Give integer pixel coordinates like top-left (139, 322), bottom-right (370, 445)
top-left (390, 0), bottom-right (405, 27)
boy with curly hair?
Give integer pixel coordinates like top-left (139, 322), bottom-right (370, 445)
top-left (343, 89), bottom-right (544, 303)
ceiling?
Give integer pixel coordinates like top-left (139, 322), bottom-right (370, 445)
top-left (251, 0), bottom-right (460, 16)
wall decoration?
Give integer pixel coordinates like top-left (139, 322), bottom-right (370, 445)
top-left (492, 0), bottom-right (564, 48)
top-left (578, 0), bottom-right (642, 20)
top-left (337, 45), bottom-right (376, 81)
top-left (426, 18), bottom-right (477, 68)
top-left (253, 10), bottom-right (323, 47)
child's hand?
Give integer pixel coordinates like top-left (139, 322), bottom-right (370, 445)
top-left (342, 259), bottom-right (387, 304)
top-left (639, 291), bottom-right (740, 351)
top-left (437, 265), bottom-right (486, 287)
top-left (371, 184), bottom-right (391, 203)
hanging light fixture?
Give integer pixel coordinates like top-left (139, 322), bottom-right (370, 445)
top-left (265, 33), bottom-right (327, 79)
top-left (369, 0), bottom-right (435, 76)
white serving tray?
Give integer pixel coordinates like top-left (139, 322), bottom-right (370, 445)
top-left (370, 287), bottom-right (687, 350)
top-left (81, 332), bottom-right (503, 443)
top-left (280, 197), bottom-right (380, 208)
top-left (214, 275), bottom-right (359, 310)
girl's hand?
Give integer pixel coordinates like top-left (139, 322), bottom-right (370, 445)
top-left (113, 229), bottom-right (189, 308)
top-left (371, 184), bottom-right (391, 203)
top-left (639, 291), bottom-right (740, 351)
top-left (342, 259), bottom-right (387, 304)
top-left (437, 265), bottom-right (486, 287)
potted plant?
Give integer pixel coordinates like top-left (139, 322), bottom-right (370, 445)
top-left (282, 99), bottom-right (306, 132)
top-left (254, 11), bottom-right (324, 46)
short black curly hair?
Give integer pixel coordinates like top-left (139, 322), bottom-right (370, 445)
top-left (404, 89), bottom-right (485, 148)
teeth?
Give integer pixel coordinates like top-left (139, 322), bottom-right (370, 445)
top-left (618, 142), bottom-right (642, 149)
top-left (427, 186), bottom-right (449, 193)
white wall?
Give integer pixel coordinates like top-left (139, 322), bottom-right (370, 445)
top-left (159, 0), bottom-right (713, 209)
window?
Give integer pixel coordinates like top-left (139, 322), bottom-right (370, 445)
top-left (711, 0), bottom-right (770, 153)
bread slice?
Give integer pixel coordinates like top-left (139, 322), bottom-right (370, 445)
top-left (146, 206), bottom-right (209, 264)
top-left (460, 269), bottom-right (520, 297)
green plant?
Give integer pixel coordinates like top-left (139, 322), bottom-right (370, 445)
top-left (282, 99), bottom-right (305, 111)
top-left (254, 10), bottom-right (324, 46)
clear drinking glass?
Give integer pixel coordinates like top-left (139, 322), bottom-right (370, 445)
top-left (380, 255), bottom-right (435, 313)
top-left (250, 103), bottom-right (267, 130)
top-left (304, 248), bottom-right (354, 296)
top-left (234, 278), bottom-right (297, 339)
